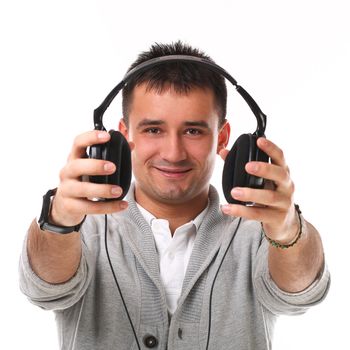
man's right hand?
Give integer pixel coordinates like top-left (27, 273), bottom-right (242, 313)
top-left (50, 130), bottom-right (131, 227)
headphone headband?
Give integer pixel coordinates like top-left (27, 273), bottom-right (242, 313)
top-left (94, 55), bottom-right (267, 136)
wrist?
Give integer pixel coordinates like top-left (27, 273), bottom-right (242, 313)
top-left (263, 204), bottom-right (303, 249)
top-left (38, 188), bottom-right (85, 234)
top-left (50, 195), bottom-right (84, 228)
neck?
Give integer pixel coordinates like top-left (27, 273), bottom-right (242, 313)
top-left (134, 186), bottom-right (209, 235)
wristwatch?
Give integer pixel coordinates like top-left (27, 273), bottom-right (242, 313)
top-left (38, 188), bottom-right (85, 234)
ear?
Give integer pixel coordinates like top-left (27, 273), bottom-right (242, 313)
top-left (118, 118), bottom-right (129, 140)
top-left (217, 121), bottom-right (230, 154)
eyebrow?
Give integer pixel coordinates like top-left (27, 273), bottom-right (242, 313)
top-left (183, 121), bottom-right (210, 129)
top-left (136, 119), bottom-right (165, 130)
top-left (136, 119), bottom-right (210, 129)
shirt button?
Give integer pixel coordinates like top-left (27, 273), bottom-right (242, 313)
top-left (143, 334), bottom-right (158, 348)
top-left (168, 252), bottom-right (175, 259)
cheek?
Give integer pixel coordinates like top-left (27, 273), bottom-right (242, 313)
top-left (131, 135), bottom-right (159, 165)
top-left (189, 138), bottom-right (217, 165)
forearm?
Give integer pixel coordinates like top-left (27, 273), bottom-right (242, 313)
top-left (268, 219), bottom-right (325, 293)
top-left (27, 219), bottom-right (82, 284)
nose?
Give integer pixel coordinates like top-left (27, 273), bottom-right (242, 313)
top-left (159, 132), bottom-right (187, 163)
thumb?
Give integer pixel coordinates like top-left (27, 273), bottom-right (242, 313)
top-left (128, 141), bottom-right (135, 151)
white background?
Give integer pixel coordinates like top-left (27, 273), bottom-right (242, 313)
top-left (1, 0), bottom-right (349, 348)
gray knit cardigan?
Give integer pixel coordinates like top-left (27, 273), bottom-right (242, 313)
top-left (19, 184), bottom-right (330, 349)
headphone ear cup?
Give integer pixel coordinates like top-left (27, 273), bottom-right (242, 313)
top-left (222, 133), bottom-right (270, 205)
top-left (105, 130), bottom-right (132, 199)
top-left (222, 134), bottom-right (252, 204)
top-left (89, 130), bottom-right (131, 200)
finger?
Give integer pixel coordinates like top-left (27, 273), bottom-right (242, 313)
top-left (221, 203), bottom-right (281, 223)
top-left (257, 137), bottom-right (287, 168)
top-left (245, 161), bottom-right (292, 190)
top-left (61, 180), bottom-right (124, 200)
top-left (63, 197), bottom-right (129, 216)
top-left (128, 141), bottom-right (135, 151)
top-left (61, 158), bottom-right (116, 179)
top-left (230, 187), bottom-right (292, 209)
top-left (68, 131), bottom-right (111, 160)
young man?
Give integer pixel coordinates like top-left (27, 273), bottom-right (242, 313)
top-left (19, 41), bottom-right (330, 349)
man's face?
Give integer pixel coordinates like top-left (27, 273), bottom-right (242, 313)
top-left (119, 83), bottom-right (229, 205)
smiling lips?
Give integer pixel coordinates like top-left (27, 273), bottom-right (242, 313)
top-left (153, 166), bottom-right (192, 178)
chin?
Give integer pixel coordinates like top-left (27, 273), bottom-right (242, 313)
top-left (152, 182), bottom-right (207, 204)
top-left (153, 188), bottom-right (190, 202)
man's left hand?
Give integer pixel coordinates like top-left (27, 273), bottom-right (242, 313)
top-left (220, 137), bottom-right (299, 243)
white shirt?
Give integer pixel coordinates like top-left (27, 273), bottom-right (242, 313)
top-left (136, 201), bottom-right (209, 315)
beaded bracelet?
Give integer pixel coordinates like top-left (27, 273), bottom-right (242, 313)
top-left (262, 204), bottom-right (303, 249)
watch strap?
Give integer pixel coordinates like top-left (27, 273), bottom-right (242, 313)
top-left (38, 188), bottom-right (86, 234)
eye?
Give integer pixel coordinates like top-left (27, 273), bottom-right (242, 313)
top-left (185, 128), bottom-right (202, 135)
top-left (144, 127), bottom-right (161, 134)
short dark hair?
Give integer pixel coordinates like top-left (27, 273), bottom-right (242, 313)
top-left (122, 41), bottom-right (227, 127)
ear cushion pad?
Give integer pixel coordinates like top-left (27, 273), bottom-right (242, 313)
top-left (89, 130), bottom-right (131, 200)
top-left (105, 130), bottom-right (132, 198)
top-left (222, 134), bottom-right (253, 204)
top-left (222, 133), bottom-right (269, 205)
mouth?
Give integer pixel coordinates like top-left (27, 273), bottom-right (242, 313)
top-left (153, 166), bottom-right (192, 178)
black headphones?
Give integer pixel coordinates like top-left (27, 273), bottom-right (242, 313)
top-left (89, 55), bottom-right (270, 205)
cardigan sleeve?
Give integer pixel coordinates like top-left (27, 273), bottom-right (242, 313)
top-left (18, 220), bottom-right (95, 311)
top-left (253, 232), bottom-right (331, 316)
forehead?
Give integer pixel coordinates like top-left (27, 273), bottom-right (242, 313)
top-left (128, 83), bottom-right (218, 125)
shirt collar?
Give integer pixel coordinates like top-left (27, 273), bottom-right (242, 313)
top-left (136, 199), bottom-right (210, 231)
